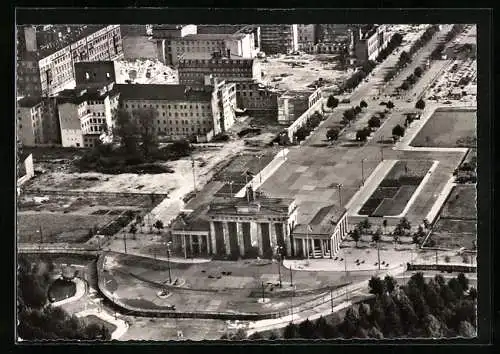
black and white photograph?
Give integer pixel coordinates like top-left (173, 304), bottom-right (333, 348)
top-left (15, 11), bottom-right (485, 342)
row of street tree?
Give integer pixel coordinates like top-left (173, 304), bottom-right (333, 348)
top-left (246, 272), bottom-right (476, 339)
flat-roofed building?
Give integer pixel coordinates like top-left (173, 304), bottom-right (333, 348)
top-left (259, 25), bottom-right (299, 54)
top-left (153, 25), bottom-right (258, 66)
top-left (354, 25), bottom-right (390, 64)
top-left (17, 96), bottom-right (60, 146)
top-left (56, 84), bottom-right (119, 148)
top-left (277, 88), bottom-right (322, 124)
top-left (74, 61), bottom-right (117, 90)
top-left (16, 25), bottom-right (123, 97)
top-left (117, 79), bottom-right (236, 142)
top-left (297, 24), bottom-right (317, 49)
top-left (178, 55), bottom-right (261, 88)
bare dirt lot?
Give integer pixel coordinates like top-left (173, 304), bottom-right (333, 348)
top-left (260, 54), bottom-right (350, 91)
top-left (17, 193), bottom-right (159, 243)
top-left (410, 109), bottom-right (477, 148)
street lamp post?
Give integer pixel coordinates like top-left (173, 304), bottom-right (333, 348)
top-left (261, 281), bottom-right (265, 302)
top-left (276, 246), bottom-right (283, 288)
top-left (380, 146), bottom-right (384, 161)
top-left (337, 184), bottom-right (343, 207)
top-left (257, 154), bottom-right (263, 184)
top-left (289, 265), bottom-right (293, 287)
top-left (361, 158), bottom-right (366, 186)
top-left (167, 241), bottom-right (172, 284)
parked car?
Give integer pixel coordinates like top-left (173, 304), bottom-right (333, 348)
top-left (340, 98), bottom-right (351, 103)
top-left (444, 100), bottom-right (452, 104)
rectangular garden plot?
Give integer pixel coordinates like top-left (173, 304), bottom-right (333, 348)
top-left (358, 160), bottom-right (432, 217)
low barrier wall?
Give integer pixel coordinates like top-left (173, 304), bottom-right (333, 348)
top-left (286, 99), bottom-right (325, 141)
top-left (407, 262), bottom-right (476, 273)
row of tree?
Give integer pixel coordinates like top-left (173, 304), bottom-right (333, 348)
top-left (375, 33), bottom-right (404, 63)
top-left (249, 272), bottom-right (476, 339)
top-left (408, 25), bottom-right (440, 56)
top-left (399, 66), bottom-right (426, 91)
top-left (382, 25), bottom-right (439, 84)
top-left (342, 60), bottom-right (377, 93)
top-left (294, 111), bottom-right (325, 142)
top-left (17, 256), bottom-right (112, 340)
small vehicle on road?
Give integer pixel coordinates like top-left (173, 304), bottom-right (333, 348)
top-left (443, 100), bottom-right (452, 104)
top-left (340, 98), bottom-right (351, 104)
top-left (406, 98), bottom-right (412, 102)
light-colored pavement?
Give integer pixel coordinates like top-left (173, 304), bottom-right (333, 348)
top-left (76, 308), bottom-right (129, 340)
top-left (51, 277), bottom-right (86, 307)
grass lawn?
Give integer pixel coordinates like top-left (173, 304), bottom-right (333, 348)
top-left (410, 109), bottom-right (476, 148)
top-left (359, 160), bottom-right (432, 216)
top-left (17, 213), bottom-right (114, 243)
top-left (48, 278), bottom-right (76, 302)
top-left (440, 185), bottom-right (477, 220)
top-left (83, 315), bottom-right (117, 334)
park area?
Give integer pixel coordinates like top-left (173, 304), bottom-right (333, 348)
top-left (358, 160), bottom-right (433, 217)
top-left (83, 315), bottom-right (117, 335)
top-left (100, 253), bottom-right (372, 315)
top-left (48, 278), bottom-right (76, 302)
top-left (425, 185), bottom-right (477, 250)
top-left (410, 108), bottom-right (477, 148)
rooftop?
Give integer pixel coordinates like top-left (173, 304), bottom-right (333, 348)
top-left (282, 89), bottom-right (319, 100)
top-left (178, 54), bottom-right (254, 65)
top-left (33, 25), bottom-right (107, 59)
top-left (115, 84), bottom-right (212, 102)
top-left (207, 194), bottom-right (295, 217)
top-left (293, 204), bottom-right (346, 236)
top-left (17, 96), bottom-right (43, 108)
top-left (171, 205), bottom-right (211, 232)
top-left (56, 86), bottom-right (118, 104)
top-left (182, 33), bottom-right (247, 41)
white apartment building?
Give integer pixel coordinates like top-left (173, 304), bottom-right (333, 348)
top-left (57, 84), bottom-right (119, 148)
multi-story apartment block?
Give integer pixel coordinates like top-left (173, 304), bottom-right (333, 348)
top-left (17, 96), bottom-right (60, 146)
top-left (74, 61), bottom-right (117, 90)
top-left (178, 55), bottom-right (261, 88)
top-left (16, 25), bottom-right (123, 97)
top-left (117, 80), bottom-right (236, 142)
top-left (316, 24), bottom-right (354, 43)
top-left (354, 25), bottom-right (390, 64)
top-left (234, 81), bottom-right (279, 116)
top-left (297, 24), bottom-right (317, 50)
top-left (57, 84), bottom-right (119, 148)
top-left (153, 25), bottom-right (260, 65)
top-left (178, 53), bottom-right (280, 118)
top-left (277, 88), bottom-right (322, 124)
top-left (259, 25), bottom-right (299, 55)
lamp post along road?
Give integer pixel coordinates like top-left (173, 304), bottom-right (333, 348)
top-left (276, 246), bottom-right (283, 288)
top-left (337, 184), bottom-right (343, 207)
top-left (167, 241), bottom-right (172, 284)
top-left (361, 158), bottom-right (365, 186)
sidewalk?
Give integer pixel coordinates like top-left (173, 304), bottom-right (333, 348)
top-left (76, 308), bottom-right (129, 340)
top-left (51, 277), bottom-right (86, 307)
